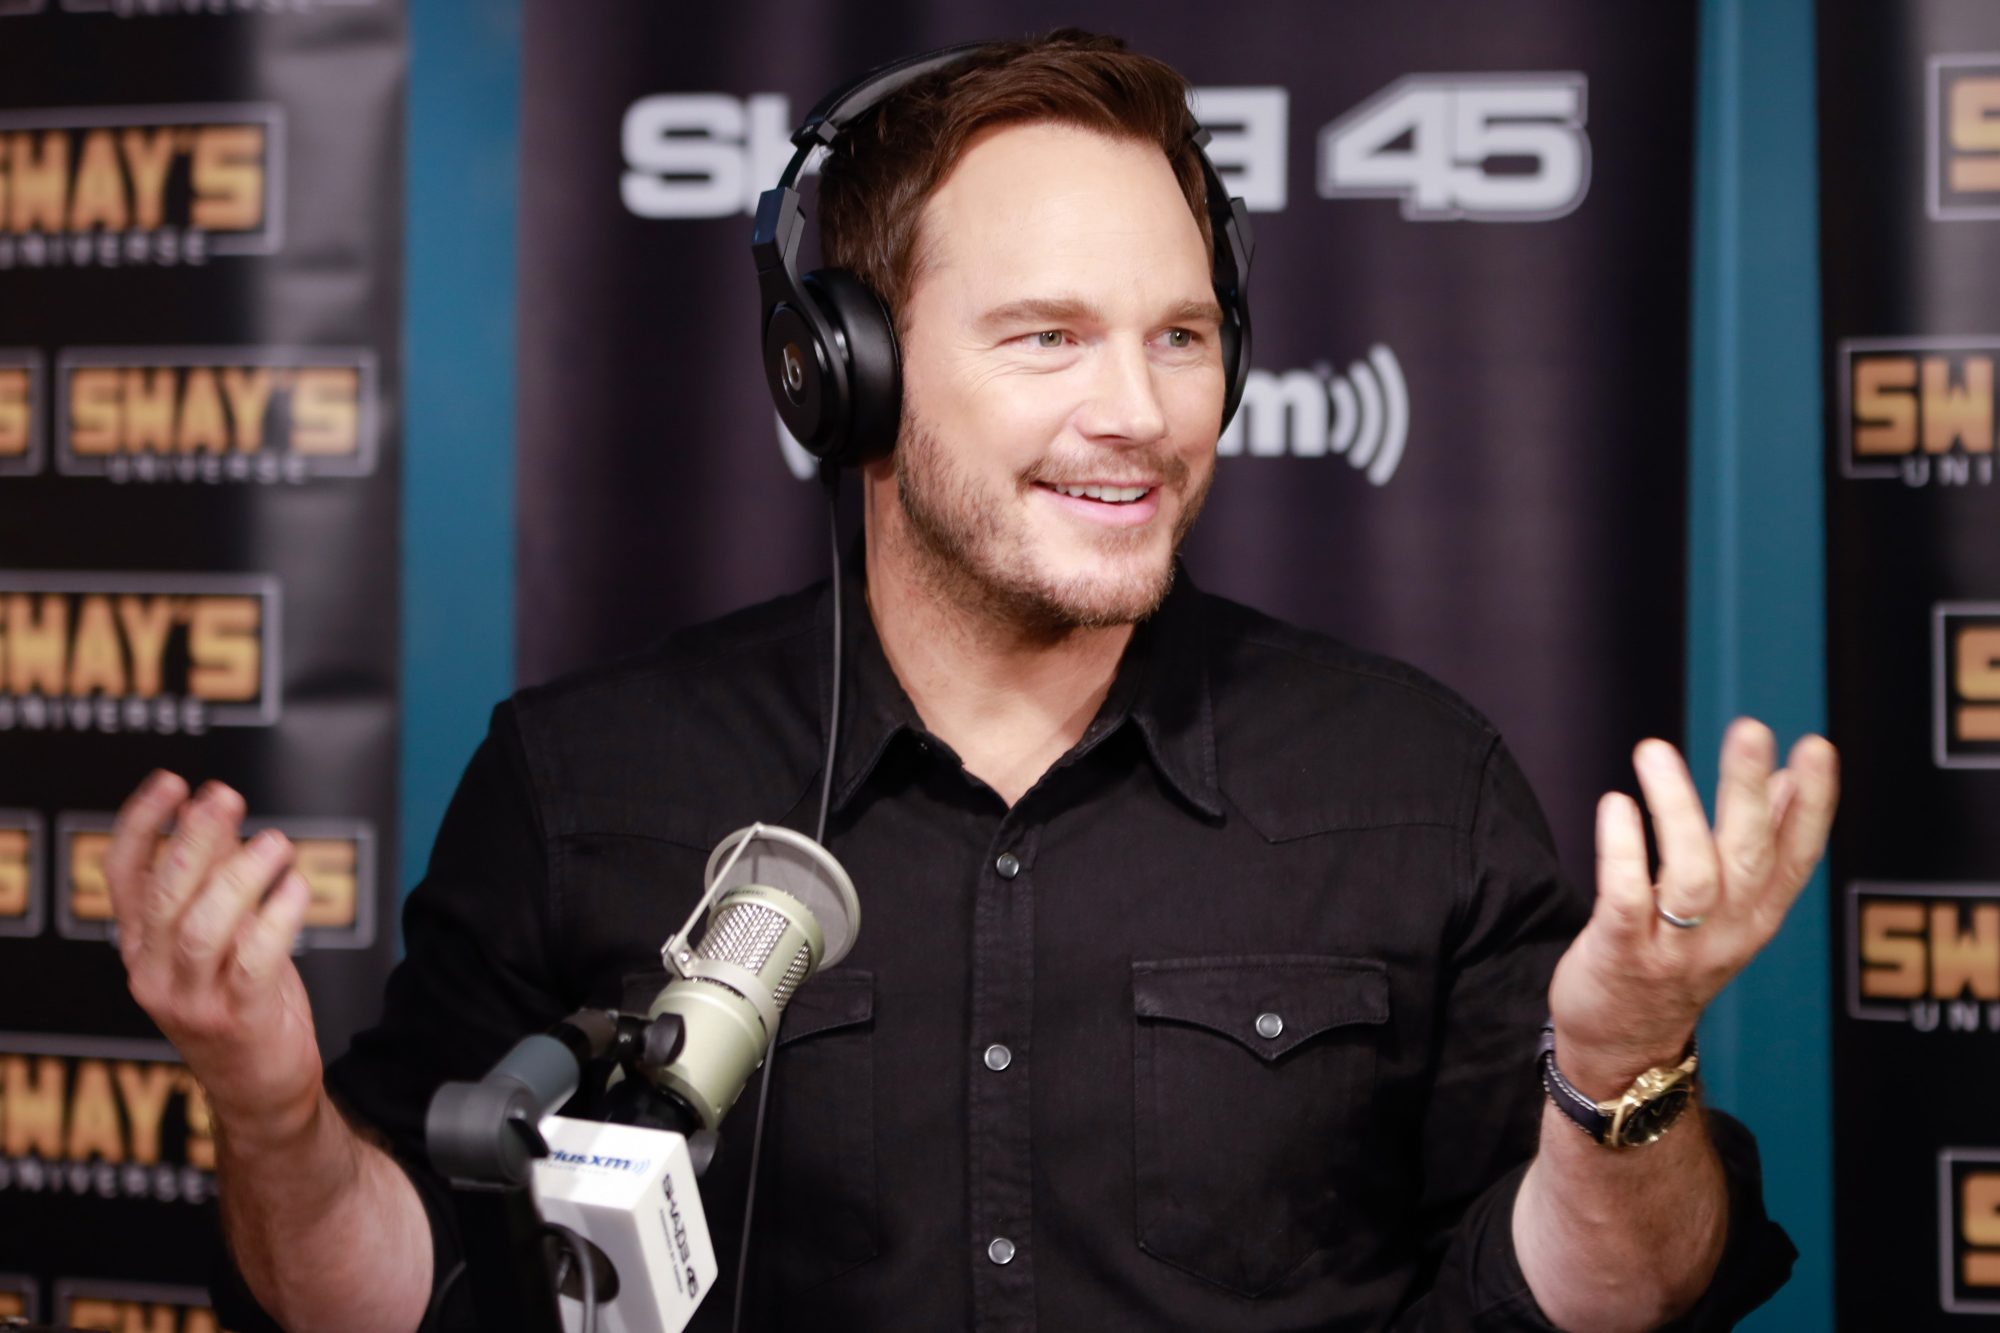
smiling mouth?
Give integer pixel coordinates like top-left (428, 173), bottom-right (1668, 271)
top-left (1039, 482), bottom-right (1154, 505)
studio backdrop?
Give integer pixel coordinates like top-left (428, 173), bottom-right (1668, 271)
top-left (1821, 0), bottom-right (2000, 1326)
top-left (0, 2), bottom-right (404, 1326)
top-left (518, 0), bottom-right (1697, 922)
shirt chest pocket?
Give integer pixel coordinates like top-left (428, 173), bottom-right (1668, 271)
top-left (768, 968), bottom-right (879, 1290)
top-left (1131, 955), bottom-right (1389, 1298)
top-left (617, 967), bottom-right (879, 1294)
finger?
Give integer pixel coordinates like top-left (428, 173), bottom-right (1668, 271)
top-left (141, 782), bottom-right (246, 957)
top-left (1592, 791), bottom-right (1656, 946)
top-left (229, 869), bottom-right (310, 991)
top-left (1712, 718), bottom-right (1778, 896)
top-left (1770, 736), bottom-right (1840, 904)
top-left (1634, 739), bottom-right (1722, 930)
top-left (104, 771), bottom-right (188, 945)
top-left (172, 830), bottom-right (294, 985)
top-left (1768, 770), bottom-right (1798, 831)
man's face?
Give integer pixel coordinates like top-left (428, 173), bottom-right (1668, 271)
top-left (889, 121), bottom-right (1226, 631)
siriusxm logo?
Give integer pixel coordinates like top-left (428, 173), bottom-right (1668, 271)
top-left (1217, 346), bottom-right (1410, 485)
top-left (775, 346), bottom-right (1411, 486)
top-left (548, 1149), bottom-right (650, 1175)
top-left (662, 1173), bottom-right (700, 1299)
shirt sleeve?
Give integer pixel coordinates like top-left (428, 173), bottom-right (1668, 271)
top-left (1390, 734), bottom-right (1797, 1331)
top-left (212, 700), bottom-right (568, 1333)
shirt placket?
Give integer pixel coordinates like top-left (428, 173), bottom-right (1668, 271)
top-left (968, 817), bottom-right (1038, 1329)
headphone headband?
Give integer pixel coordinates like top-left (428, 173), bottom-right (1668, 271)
top-left (754, 41), bottom-right (1255, 468)
top-left (787, 44), bottom-right (989, 159)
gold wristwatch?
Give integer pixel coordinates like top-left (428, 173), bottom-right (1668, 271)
top-left (1536, 1021), bottom-right (1698, 1149)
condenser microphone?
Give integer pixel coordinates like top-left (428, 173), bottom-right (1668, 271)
top-left (509, 825), bottom-right (856, 1333)
top-left (640, 823), bottom-right (860, 1130)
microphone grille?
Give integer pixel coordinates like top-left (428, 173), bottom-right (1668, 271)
top-left (771, 943), bottom-right (813, 1009)
top-left (698, 899), bottom-right (788, 971)
top-left (694, 898), bottom-right (815, 1014)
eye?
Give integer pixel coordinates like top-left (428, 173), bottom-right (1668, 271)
top-left (1164, 329), bottom-right (1192, 349)
top-left (1035, 330), bottom-right (1065, 349)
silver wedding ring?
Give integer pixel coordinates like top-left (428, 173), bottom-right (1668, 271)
top-left (1656, 902), bottom-right (1706, 929)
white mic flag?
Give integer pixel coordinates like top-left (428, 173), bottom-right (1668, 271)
top-left (533, 1116), bottom-right (718, 1333)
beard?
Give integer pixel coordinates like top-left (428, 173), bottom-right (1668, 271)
top-left (892, 414), bottom-right (1212, 637)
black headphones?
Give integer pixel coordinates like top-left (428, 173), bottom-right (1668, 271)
top-left (751, 41), bottom-right (1255, 469)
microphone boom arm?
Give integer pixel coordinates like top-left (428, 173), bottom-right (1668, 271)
top-left (424, 1007), bottom-right (689, 1333)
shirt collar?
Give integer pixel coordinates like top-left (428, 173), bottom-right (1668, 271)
top-left (820, 550), bottom-right (919, 813)
top-left (821, 555), bottom-right (1221, 819)
top-left (1117, 564), bottom-right (1223, 817)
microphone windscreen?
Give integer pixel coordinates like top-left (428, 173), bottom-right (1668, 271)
top-left (704, 824), bottom-right (859, 967)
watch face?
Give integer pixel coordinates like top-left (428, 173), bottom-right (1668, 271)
top-left (1617, 1085), bottom-right (1693, 1146)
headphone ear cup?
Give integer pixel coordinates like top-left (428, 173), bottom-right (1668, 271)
top-left (801, 268), bottom-right (901, 466)
top-left (1217, 304), bottom-right (1250, 435)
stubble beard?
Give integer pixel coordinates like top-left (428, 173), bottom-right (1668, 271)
top-left (892, 415), bottom-right (1212, 638)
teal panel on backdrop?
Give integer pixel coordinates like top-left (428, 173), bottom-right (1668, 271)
top-left (1688, 0), bottom-right (1830, 1327)
top-left (402, 0), bottom-right (521, 900)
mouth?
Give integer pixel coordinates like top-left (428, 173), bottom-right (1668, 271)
top-left (1031, 479), bottom-right (1164, 528)
top-left (1035, 481), bottom-right (1155, 505)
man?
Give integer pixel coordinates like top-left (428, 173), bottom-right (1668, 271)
top-left (107, 32), bottom-right (1830, 1331)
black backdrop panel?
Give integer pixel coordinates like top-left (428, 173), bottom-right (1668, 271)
top-left (517, 2), bottom-right (1698, 893)
top-left (0, 0), bottom-right (404, 1319)
top-left (517, 0), bottom-right (1697, 892)
top-left (1820, 1), bottom-right (2000, 1327)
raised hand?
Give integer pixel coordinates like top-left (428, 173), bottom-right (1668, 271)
top-left (106, 772), bottom-right (322, 1140)
top-left (1547, 718), bottom-right (1840, 1096)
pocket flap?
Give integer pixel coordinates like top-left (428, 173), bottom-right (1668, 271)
top-left (619, 966), bottom-right (875, 1046)
top-left (619, 969), bottom-right (671, 1014)
top-left (777, 967), bottom-right (875, 1045)
top-left (1132, 955), bottom-right (1387, 1061)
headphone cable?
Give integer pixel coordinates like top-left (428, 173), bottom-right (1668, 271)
top-left (730, 467), bottom-right (845, 1333)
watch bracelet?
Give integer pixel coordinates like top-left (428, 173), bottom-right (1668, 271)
top-left (1536, 1023), bottom-right (1699, 1147)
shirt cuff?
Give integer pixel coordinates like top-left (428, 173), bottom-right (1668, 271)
top-left (1410, 1107), bottom-right (1797, 1331)
top-left (1649, 1107), bottom-right (1799, 1331)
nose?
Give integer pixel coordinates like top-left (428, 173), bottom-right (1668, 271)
top-left (1076, 338), bottom-right (1168, 446)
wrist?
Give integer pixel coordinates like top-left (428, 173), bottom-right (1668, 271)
top-left (1539, 1022), bottom-right (1701, 1151)
top-left (1536, 1012), bottom-right (1696, 1096)
top-left (211, 1079), bottom-right (330, 1162)
top-left (1550, 1028), bottom-right (1698, 1102)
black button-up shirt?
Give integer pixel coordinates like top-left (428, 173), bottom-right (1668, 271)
top-left (240, 567), bottom-right (1794, 1330)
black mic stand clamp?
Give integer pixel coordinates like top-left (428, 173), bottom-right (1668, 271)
top-left (424, 1008), bottom-right (691, 1333)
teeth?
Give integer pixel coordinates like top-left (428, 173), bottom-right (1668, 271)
top-left (1052, 483), bottom-right (1150, 503)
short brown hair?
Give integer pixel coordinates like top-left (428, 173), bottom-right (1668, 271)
top-left (818, 30), bottom-right (1211, 329)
